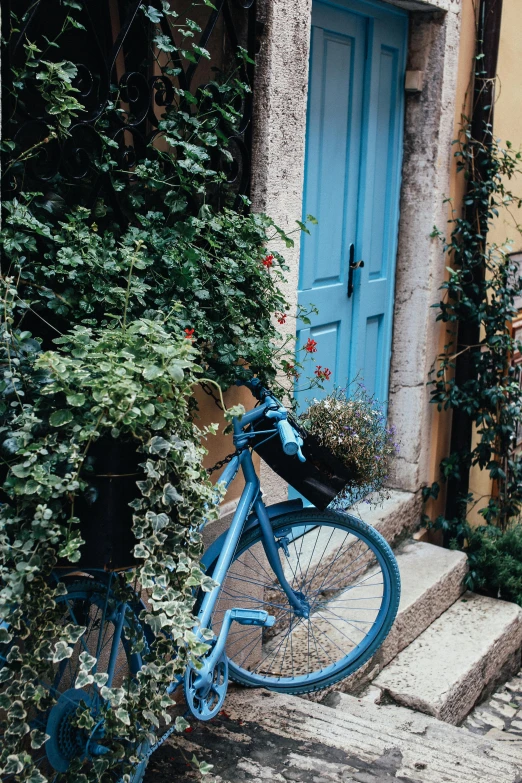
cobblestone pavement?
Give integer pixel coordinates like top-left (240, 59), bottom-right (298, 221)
top-left (463, 672), bottom-right (522, 742)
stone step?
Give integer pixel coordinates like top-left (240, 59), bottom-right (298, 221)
top-left (337, 539), bottom-right (468, 692)
top-left (158, 688), bottom-right (522, 782)
top-left (251, 539), bottom-right (467, 694)
top-left (372, 591), bottom-right (522, 724)
top-left (463, 671), bottom-right (522, 739)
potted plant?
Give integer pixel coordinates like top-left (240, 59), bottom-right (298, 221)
top-left (253, 384), bottom-right (399, 509)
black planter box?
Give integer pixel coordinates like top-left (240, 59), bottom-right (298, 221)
top-left (67, 438), bottom-right (143, 569)
top-left (252, 418), bottom-right (357, 510)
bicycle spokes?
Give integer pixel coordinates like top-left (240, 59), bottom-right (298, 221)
top-left (207, 516), bottom-right (393, 687)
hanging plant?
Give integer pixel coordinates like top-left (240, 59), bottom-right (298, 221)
top-left (301, 385), bottom-right (399, 506)
top-left (0, 2), bottom-right (309, 780)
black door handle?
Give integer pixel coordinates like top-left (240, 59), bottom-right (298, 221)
top-left (347, 243), bottom-right (364, 298)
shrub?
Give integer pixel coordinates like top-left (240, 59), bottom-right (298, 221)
top-left (453, 522), bottom-right (522, 606)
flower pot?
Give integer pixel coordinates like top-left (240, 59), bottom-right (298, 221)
top-left (67, 438), bottom-right (143, 569)
top-left (252, 418), bottom-right (357, 510)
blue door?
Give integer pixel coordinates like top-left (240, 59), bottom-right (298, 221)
top-left (297, 0), bottom-right (407, 406)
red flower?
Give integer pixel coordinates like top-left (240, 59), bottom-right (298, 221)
top-left (314, 365), bottom-right (332, 381)
top-left (304, 338), bottom-right (317, 353)
top-left (262, 254), bottom-right (274, 268)
top-left (184, 328), bottom-right (195, 339)
top-left (284, 363), bottom-right (300, 379)
top-left (276, 313), bottom-right (287, 324)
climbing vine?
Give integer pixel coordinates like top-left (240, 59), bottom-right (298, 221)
top-left (425, 115), bottom-right (522, 596)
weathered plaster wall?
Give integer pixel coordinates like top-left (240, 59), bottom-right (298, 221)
top-left (387, 0), bottom-right (465, 495)
top-left (425, 0), bottom-right (477, 523)
top-left (250, 0), bottom-right (312, 502)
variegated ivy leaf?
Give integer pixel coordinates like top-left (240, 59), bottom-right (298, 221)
top-left (8, 700), bottom-right (26, 720)
top-left (142, 709), bottom-right (160, 728)
top-left (79, 651), bottom-right (97, 671)
top-left (115, 708), bottom-right (131, 726)
top-left (100, 685), bottom-right (125, 707)
top-left (0, 626), bottom-right (13, 644)
top-left (93, 672), bottom-right (109, 686)
top-left (52, 640), bottom-right (73, 662)
top-left (63, 623), bottom-right (86, 644)
top-left (162, 482), bottom-right (182, 505)
top-left (30, 728), bottom-right (49, 749)
top-left (26, 768), bottom-right (47, 783)
top-left (75, 670), bottom-right (94, 689)
top-left (149, 436), bottom-right (171, 456)
top-left (175, 715), bottom-right (189, 732)
top-left (200, 575), bottom-right (219, 592)
top-left (3, 755), bottom-right (25, 775)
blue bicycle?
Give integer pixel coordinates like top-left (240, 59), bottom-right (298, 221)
top-left (2, 378), bottom-right (400, 781)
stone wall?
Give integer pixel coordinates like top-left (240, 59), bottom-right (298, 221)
top-left (249, 0), bottom-right (468, 509)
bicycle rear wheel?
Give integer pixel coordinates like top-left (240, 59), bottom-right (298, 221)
top-left (0, 575), bottom-right (148, 783)
top-left (204, 509), bottom-right (400, 694)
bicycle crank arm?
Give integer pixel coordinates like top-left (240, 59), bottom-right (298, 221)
top-left (193, 607), bottom-right (274, 689)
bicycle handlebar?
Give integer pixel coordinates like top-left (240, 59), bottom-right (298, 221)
top-left (238, 378), bottom-right (305, 461)
top-left (277, 418), bottom-right (299, 456)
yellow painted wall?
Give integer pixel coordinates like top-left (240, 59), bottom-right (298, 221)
top-left (488, 0), bottom-right (522, 254)
top-left (424, 0), bottom-right (478, 529)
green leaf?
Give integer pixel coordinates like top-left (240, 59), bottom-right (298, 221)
top-left (115, 708), bottom-right (131, 725)
top-left (162, 483), bottom-right (183, 505)
top-left (52, 641), bottom-right (73, 663)
top-left (66, 393), bottom-right (86, 407)
top-left (167, 364), bottom-right (184, 383)
top-left (10, 464), bottom-right (32, 478)
top-left (142, 365), bottom-right (163, 380)
top-left (49, 409), bottom-right (74, 427)
top-left (143, 5), bottom-right (162, 22)
top-left (175, 715), bottom-right (190, 732)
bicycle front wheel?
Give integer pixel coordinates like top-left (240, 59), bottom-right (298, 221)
top-left (206, 509), bottom-right (400, 694)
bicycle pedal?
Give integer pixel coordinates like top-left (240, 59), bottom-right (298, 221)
top-left (230, 608), bottom-right (275, 627)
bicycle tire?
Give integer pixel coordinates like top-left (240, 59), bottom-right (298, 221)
top-left (203, 509), bottom-right (400, 694)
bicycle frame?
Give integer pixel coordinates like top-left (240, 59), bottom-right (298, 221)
top-left (178, 397), bottom-right (310, 692)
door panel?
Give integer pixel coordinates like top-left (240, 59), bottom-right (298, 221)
top-left (350, 15), bottom-right (407, 400)
top-left (297, 4), bottom-right (366, 394)
top-left (297, 0), bottom-right (407, 409)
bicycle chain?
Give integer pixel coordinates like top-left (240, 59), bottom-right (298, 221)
top-left (200, 381), bottom-right (245, 475)
top-left (200, 380), bottom-right (224, 410)
top-left (206, 449), bottom-right (240, 476)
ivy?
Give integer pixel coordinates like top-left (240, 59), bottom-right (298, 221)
top-left (426, 115), bottom-right (522, 595)
top-left (0, 2), bottom-right (304, 781)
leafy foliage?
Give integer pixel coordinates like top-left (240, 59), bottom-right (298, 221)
top-left (3, 199), bottom-right (293, 389)
top-left (449, 522), bottom-right (522, 605)
top-left (0, 286), bottom-right (218, 777)
top-left (426, 119), bottom-right (522, 599)
top-left (0, 1), bottom-right (299, 780)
